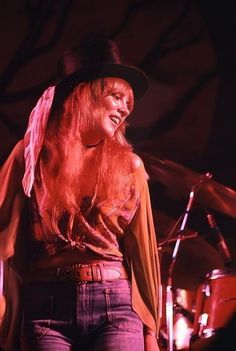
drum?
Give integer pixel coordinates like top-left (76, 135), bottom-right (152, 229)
top-left (192, 269), bottom-right (236, 339)
top-left (160, 285), bottom-right (195, 350)
top-left (173, 288), bottom-right (195, 350)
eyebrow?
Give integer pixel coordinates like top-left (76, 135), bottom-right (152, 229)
top-left (107, 83), bottom-right (134, 107)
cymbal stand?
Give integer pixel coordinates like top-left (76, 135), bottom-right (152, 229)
top-left (166, 173), bottom-right (212, 351)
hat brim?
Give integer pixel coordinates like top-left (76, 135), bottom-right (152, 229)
top-left (56, 63), bottom-right (149, 100)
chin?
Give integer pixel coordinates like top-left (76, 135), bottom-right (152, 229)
top-left (104, 128), bottom-right (115, 140)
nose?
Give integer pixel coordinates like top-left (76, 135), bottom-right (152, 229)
top-left (117, 101), bottom-right (129, 118)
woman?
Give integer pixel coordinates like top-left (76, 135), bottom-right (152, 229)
top-left (0, 39), bottom-right (161, 351)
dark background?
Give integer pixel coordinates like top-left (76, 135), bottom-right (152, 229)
top-left (0, 0), bottom-right (236, 342)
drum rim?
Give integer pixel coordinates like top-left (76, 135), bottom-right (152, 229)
top-left (205, 268), bottom-right (236, 280)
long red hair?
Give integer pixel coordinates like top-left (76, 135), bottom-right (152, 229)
top-left (35, 78), bottom-right (134, 235)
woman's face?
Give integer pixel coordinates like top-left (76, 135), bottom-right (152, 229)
top-left (83, 77), bottom-right (134, 146)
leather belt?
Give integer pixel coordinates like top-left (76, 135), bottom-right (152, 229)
top-left (29, 263), bottom-right (128, 283)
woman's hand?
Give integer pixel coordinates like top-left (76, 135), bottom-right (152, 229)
top-left (144, 333), bottom-right (160, 351)
top-left (0, 294), bottom-right (6, 324)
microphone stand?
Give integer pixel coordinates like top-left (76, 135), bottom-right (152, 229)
top-left (205, 211), bottom-right (233, 266)
top-left (166, 173), bottom-right (212, 351)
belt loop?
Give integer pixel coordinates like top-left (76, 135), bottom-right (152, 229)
top-left (98, 263), bottom-right (105, 282)
top-left (91, 264), bottom-right (100, 282)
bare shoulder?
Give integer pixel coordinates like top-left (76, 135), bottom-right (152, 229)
top-left (130, 153), bottom-right (143, 172)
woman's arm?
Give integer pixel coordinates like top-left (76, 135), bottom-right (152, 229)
top-left (123, 155), bottom-right (162, 346)
top-left (144, 326), bottom-right (160, 351)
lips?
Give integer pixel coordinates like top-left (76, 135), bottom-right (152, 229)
top-left (110, 115), bottom-right (120, 125)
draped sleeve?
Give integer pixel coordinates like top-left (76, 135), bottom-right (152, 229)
top-left (0, 140), bottom-right (28, 351)
top-left (0, 139), bottom-right (26, 260)
top-left (122, 161), bottom-right (161, 333)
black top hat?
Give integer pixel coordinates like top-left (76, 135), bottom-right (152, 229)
top-left (56, 39), bottom-right (149, 100)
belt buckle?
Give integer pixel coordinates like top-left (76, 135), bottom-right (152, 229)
top-left (72, 264), bottom-right (94, 282)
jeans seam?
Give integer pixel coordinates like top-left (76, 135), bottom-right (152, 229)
top-left (104, 288), bottom-right (112, 323)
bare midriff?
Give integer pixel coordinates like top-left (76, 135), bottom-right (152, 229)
top-left (30, 249), bottom-right (119, 270)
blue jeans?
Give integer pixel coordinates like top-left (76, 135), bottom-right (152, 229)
top-left (21, 279), bottom-right (144, 351)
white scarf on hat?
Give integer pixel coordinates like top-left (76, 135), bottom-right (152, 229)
top-left (22, 86), bottom-right (55, 197)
